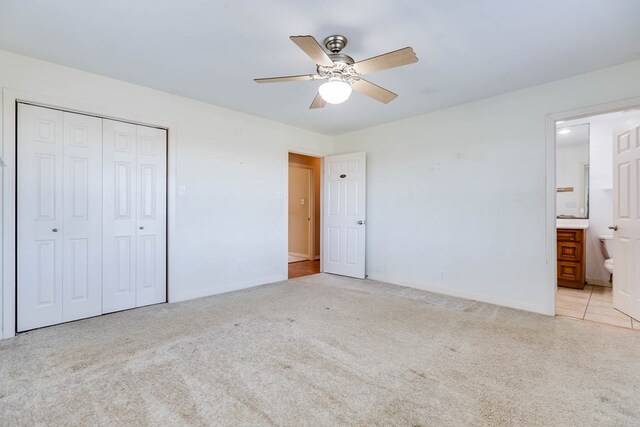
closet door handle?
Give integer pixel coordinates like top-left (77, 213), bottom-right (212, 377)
top-left (52, 228), bottom-right (59, 232)
top-left (139, 226), bottom-right (144, 230)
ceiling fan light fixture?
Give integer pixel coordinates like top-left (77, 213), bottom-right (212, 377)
top-left (319, 78), bottom-right (352, 104)
top-left (254, 35), bottom-right (418, 109)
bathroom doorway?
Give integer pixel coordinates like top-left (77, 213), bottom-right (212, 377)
top-left (550, 105), bottom-right (640, 329)
top-left (288, 152), bottom-right (321, 279)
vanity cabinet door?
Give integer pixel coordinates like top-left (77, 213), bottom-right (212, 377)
top-left (557, 242), bottom-right (582, 262)
top-left (557, 229), bottom-right (582, 243)
top-left (558, 261), bottom-right (584, 284)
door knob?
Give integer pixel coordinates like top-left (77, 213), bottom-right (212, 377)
top-left (139, 226), bottom-right (144, 230)
top-left (52, 228), bottom-right (59, 232)
top-left (357, 220), bottom-right (365, 225)
top-left (608, 225), bottom-right (618, 231)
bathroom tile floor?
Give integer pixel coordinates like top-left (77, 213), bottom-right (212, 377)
top-left (557, 285), bottom-right (639, 329)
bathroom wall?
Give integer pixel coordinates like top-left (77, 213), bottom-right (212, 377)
top-left (587, 118), bottom-right (615, 283)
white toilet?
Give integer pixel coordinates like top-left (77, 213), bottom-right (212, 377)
top-left (598, 234), bottom-right (614, 277)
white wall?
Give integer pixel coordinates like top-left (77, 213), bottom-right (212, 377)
top-left (332, 59), bottom-right (640, 314)
top-left (0, 49), bottom-right (331, 337)
top-left (3, 49), bottom-right (640, 332)
top-left (587, 119), bottom-right (615, 283)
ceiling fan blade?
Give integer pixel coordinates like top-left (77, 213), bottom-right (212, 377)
top-left (309, 92), bottom-right (326, 109)
top-left (290, 35), bottom-right (334, 67)
top-left (351, 78), bottom-right (398, 104)
top-left (254, 74), bottom-right (319, 84)
top-left (352, 47), bottom-right (418, 75)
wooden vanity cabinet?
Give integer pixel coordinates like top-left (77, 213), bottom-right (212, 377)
top-left (557, 228), bottom-right (586, 289)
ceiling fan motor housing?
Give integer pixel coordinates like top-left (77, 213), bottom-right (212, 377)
top-left (319, 36), bottom-right (355, 79)
top-left (324, 35), bottom-right (348, 53)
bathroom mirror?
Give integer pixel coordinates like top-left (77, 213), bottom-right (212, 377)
top-left (556, 123), bottom-right (589, 218)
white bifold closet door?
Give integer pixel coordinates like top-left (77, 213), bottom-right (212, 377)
top-left (102, 119), bottom-right (167, 313)
top-left (18, 104), bottom-right (167, 332)
top-left (17, 104), bottom-right (103, 331)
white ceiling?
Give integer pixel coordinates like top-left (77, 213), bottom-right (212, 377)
top-left (1, 0), bottom-right (640, 135)
top-left (556, 124), bottom-right (589, 147)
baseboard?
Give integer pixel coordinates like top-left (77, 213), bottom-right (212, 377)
top-left (171, 274), bottom-right (286, 303)
top-left (288, 252), bottom-right (309, 259)
top-left (367, 274), bottom-right (551, 316)
top-left (0, 275), bottom-right (288, 341)
top-left (586, 279), bottom-right (612, 287)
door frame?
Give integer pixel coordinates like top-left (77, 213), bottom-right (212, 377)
top-left (1, 88), bottom-right (177, 339)
top-left (545, 95), bottom-right (640, 316)
top-left (286, 150), bottom-right (324, 275)
top-left (288, 162), bottom-right (314, 260)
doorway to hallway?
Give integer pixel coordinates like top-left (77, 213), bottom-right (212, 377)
top-left (288, 153), bottom-right (321, 279)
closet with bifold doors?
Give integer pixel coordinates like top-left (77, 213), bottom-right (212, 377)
top-left (17, 103), bottom-right (167, 332)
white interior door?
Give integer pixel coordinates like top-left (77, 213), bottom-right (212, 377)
top-left (61, 111), bottom-right (103, 322)
top-left (613, 120), bottom-right (640, 321)
top-left (103, 120), bottom-right (167, 312)
top-left (17, 104), bottom-right (64, 331)
top-left (135, 125), bottom-right (167, 307)
top-left (17, 105), bottom-right (103, 331)
top-left (323, 152), bottom-right (366, 279)
top-left (102, 120), bottom-right (138, 313)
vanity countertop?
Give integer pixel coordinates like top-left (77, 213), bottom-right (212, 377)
top-left (556, 218), bottom-right (589, 229)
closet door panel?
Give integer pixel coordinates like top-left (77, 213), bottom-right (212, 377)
top-left (135, 126), bottom-right (167, 307)
top-left (103, 119), bottom-right (137, 313)
top-left (62, 112), bottom-right (103, 322)
top-left (17, 104), bottom-right (64, 331)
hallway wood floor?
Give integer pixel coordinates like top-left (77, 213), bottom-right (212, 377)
top-left (288, 260), bottom-right (320, 279)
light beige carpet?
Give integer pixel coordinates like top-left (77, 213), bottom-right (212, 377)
top-left (1, 273), bottom-right (639, 426)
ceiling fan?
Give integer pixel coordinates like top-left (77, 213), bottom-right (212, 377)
top-left (254, 35), bottom-right (418, 109)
